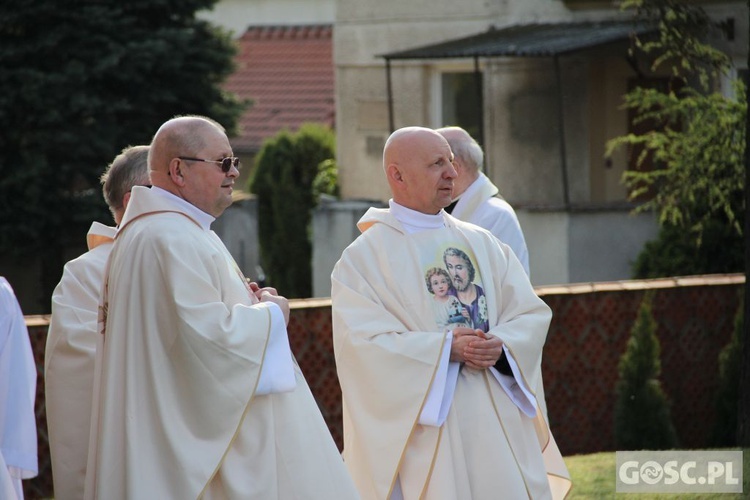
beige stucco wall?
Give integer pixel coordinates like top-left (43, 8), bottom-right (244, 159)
top-left (483, 56), bottom-right (595, 206)
top-left (334, 0), bottom-right (747, 205)
top-left (519, 210), bottom-right (570, 285)
top-left (334, 6), bottom-right (493, 200)
top-left (330, 0), bottom-right (746, 287)
top-left (333, 0), bottom-right (628, 205)
top-left (336, 50), bottom-right (599, 207)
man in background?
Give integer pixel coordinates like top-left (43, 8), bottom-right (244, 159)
top-left (45, 145), bottom-right (150, 500)
top-left (437, 126), bottom-right (530, 276)
top-left (0, 277), bottom-right (38, 500)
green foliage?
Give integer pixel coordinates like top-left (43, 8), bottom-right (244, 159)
top-left (249, 124), bottom-right (337, 298)
top-left (621, 0), bottom-right (731, 87)
top-left (632, 217), bottom-right (743, 279)
top-left (713, 302), bottom-right (743, 446)
top-left (614, 292), bottom-right (679, 449)
top-left (313, 159), bottom-right (340, 200)
top-left (0, 0), bottom-right (245, 310)
top-left (607, 0), bottom-right (745, 278)
top-left (607, 81), bottom-right (746, 239)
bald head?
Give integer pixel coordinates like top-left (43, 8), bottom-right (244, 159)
top-left (382, 126), bottom-right (456, 214)
top-left (384, 126), bottom-right (441, 168)
top-left (435, 126), bottom-right (484, 197)
top-left (148, 116), bottom-right (226, 182)
top-left (147, 115), bottom-right (237, 217)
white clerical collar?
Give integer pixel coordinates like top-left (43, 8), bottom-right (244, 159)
top-left (459, 174), bottom-right (484, 201)
top-left (151, 186), bottom-right (215, 231)
top-left (389, 199), bottom-right (446, 234)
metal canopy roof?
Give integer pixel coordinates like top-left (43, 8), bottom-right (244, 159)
top-left (381, 20), bottom-right (654, 60)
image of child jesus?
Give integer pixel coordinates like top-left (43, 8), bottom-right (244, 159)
top-left (425, 267), bottom-right (471, 332)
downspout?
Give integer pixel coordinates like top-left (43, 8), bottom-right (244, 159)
top-left (386, 57), bottom-right (395, 133)
top-left (474, 54), bottom-right (485, 159)
top-left (554, 55), bottom-right (571, 209)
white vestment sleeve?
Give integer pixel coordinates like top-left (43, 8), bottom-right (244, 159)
top-left (0, 278), bottom-right (38, 500)
top-left (254, 302), bottom-right (297, 395)
top-left (418, 331), bottom-right (459, 427)
top-left (489, 345), bottom-right (537, 418)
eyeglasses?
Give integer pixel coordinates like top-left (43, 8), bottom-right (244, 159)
top-left (178, 156), bottom-right (240, 173)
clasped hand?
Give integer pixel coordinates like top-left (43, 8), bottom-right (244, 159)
top-left (248, 281), bottom-right (291, 325)
top-left (449, 327), bottom-right (503, 370)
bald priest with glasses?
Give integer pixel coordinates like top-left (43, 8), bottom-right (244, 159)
top-left (84, 116), bottom-right (359, 500)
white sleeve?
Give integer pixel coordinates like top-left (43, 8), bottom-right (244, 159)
top-left (0, 278), bottom-right (38, 499)
top-left (254, 303), bottom-right (297, 395)
top-left (489, 345), bottom-right (537, 418)
top-left (418, 331), bottom-right (460, 427)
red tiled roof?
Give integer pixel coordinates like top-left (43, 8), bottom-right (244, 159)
top-left (224, 24), bottom-right (334, 152)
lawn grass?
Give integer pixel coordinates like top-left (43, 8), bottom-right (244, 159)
top-left (564, 449), bottom-right (748, 499)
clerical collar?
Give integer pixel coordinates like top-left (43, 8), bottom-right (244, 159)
top-left (151, 186), bottom-right (215, 231)
top-left (389, 199), bottom-right (445, 234)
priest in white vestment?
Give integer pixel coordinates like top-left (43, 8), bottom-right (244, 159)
top-left (45, 145), bottom-right (150, 500)
top-left (84, 116), bottom-right (359, 500)
top-left (0, 277), bottom-right (38, 500)
top-left (437, 126), bottom-right (530, 276)
top-left (332, 127), bottom-right (571, 499)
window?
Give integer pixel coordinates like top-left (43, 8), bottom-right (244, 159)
top-left (440, 72), bottom-right (483, 147)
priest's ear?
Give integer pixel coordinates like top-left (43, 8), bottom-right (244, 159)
top-left (168, 158), bottom-right (187, 187)
top-left (386, 163), bottom-right (404, 186)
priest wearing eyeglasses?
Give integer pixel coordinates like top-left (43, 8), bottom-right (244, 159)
top-left (84, 115), bottom-right (359, 500)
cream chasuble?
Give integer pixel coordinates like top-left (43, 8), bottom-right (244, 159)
top-left (46, 221), bottom-right (115, 500)
top-left (332, 206), bottom-right (570, 500)
top-left (85, 187), bottom-right (359, 500)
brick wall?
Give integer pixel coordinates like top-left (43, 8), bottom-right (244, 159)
top-left (22, 274), bottom-right (743, 498)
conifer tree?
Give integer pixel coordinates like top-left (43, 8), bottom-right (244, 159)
top-left (614, 292), bottom-right (679, 449)
top-left (713, 302), bottom-right (743, 446)
top-left (0, 0), bottom-right (244, 311)
top-left (249, 124), bottom-right (337, 298)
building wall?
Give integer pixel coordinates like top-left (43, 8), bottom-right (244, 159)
top-left (517, 208), bottom-right (658, 286)
top-left (332, 1), bottom-right (629, 286)
top-left (332, 0), bottom-right (747, 286)
top-left (566, 208), bottom-right (658, 283)
top-left (486, 58), bottom-right (559, 204)
top-left (211, 195), bottom-right (263, 283)
top-left (333, 0), bottom-right (613, 204)
top-left (198, 0), bottom-right (335, 36)
top-left (312, 198), bottom-right (386, 297)
top-left (519, 210), bottom-right (571, 284)
top-left (24, 274), bottom-right (744, 498)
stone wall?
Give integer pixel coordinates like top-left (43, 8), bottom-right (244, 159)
top-left (22, 274), bottom-right (743, 498)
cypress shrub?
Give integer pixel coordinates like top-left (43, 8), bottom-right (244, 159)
top-left (614, 292), bottom-right (679, 449)
top-left (249, 124), bottom-right (336, 298)
top-left (712, 302), bottom-right (743, 446)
